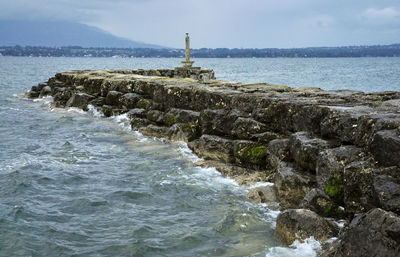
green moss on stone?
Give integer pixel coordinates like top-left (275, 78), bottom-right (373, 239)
top-left (165, 114), bottom-right (177, 126)
top-left (239, 145), bottom-right (268, 165)
top-left (136, 99), bottom-right (151, 109)
top-left (324, 173), bottom-right (344, 204)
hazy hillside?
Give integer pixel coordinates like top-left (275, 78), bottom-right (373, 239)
top-left (0, 20), bottom-right (165, 48)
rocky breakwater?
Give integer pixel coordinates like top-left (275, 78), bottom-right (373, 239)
top-left (26, 67), bottom-right (400, 256)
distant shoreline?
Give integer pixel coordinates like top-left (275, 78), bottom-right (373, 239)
top-left (1, 44), bottom-right (400, 58)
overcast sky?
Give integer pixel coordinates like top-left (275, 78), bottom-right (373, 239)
top-left (1, 0), bottom-right (399, 48)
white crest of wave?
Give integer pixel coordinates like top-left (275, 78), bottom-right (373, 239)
top-left (265, 237), bottom-right (322, 257)
top-left (87, 104), bottom-right (103, 118)
top-left (67, 107), bottom-right (87, 114)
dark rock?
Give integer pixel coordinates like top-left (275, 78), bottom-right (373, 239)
top-left (146, 110), bottom-right (164, 124)
top-left (266, 139), bottom-right (290, 171)
top-left (316, 146), bottom-right (364, 204)
top-left (247, 185), bottom-right (277, 203)
top-left (343, 160), bottom-right (378, 216)
top-left (127, 108), bottom-right (147, 119)
top-left (164, 108), bottom-right (200, 126)
top-left (39, 86), bottom-right (52, 97)
top-left (251, 131), bottom-right (282, 144)
top-left (328, 208), bottom-right (400, 257)
top-left (300, 188), bottom-right (345, 218)
top-left (276, 209), bottom-right (339, 245)
top-left (374, 175), bottom-right (400, 214)
top-left (274, 162), bottom-right (315, 208)
top-left (101, 105), bottom-right (113, 117)
top-left (120, 93), bottom-right (142, 109)
top-left (139, 125), bottom-right (168, 138)
top-left (130, 118), bottom-right (150, 130)
top-left (231, 117), bottom-right (267, 139)
top-left (370, 130), bottom-right (400, 167)
top-left (105, 90), bottom-right (123, 106)
top-left (289, 132), bottom-right (332, 172)
top-left (66, 93), bottom-right (95, 111)
top-left (136, 98), bottom-right (152, 109)
top-left (188, 135), bottom-right (235, 163)
top-left (234, 140), bottom-right (268, 168)
top-left (199, 109), bottom-right (245, 136)
top-left (25, 90), bottom-right (39, 98)
top-left (89, 97), bottom-right (106, 107)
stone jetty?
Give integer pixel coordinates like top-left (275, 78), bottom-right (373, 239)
top-left (26, 67), bottom-right (400, 256)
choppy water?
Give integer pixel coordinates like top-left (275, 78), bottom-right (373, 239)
top-left (1, 56), bottom-right (399, 257)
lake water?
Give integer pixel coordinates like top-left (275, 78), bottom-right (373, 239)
top-left (1, 57), bottom-right (399, 257)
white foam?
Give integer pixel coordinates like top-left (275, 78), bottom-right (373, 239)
top-left (248, 182), bottom-right (274, 189)
top-left (265, 237), bottom-right (322, 257)
top-left (176, 142), bottom-right (202, 163)
top-left (67, 107), bottom-right (87, 114)
top-left (109, 113), bottom-right (131, 132)
top-left (87, 104), bottom-right (103, 118)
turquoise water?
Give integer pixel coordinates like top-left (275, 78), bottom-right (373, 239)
top-left (1, 57), bottom-right (399, 257)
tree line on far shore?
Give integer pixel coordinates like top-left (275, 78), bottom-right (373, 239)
top-left (1, 44), bottom-right (400, 58)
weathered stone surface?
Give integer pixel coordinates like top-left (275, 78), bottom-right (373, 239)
top-left (146, 110), bottom-right (164, 124)
top-left (127, 108), bottom-right (147, 119)
top-left (119, 93), bottom-right (142, 109)
top-left (130, 118), bottom-right (150, 130)
top-left (89, 96), bottom-right (106, 107)
top-left (231, 117), bottom-right (267, 139)
top-left (247, 185), bottom-right (277, 203)
top-left (316, 146), bottom-right (364, 204)
top-left (370, 130), bottom-right (400, 167)
top-left (105, 90), bottom-right (123, 106)
top-left (325, 208), bottom-right (400, 257)
top-left (39, 85), bottom-right (52, 97)
top-left (274, 162), bottom-right (315, 208)
top-left (300, 189), bottom-right (345, 218)
top-left (139, 125), bottom-right (168, 138)
top-left (66, 93), bottom-right (95, 110)
top-left (276, 209), bottom-right (339, 245)
top-left (343, 161), bottom-right (378, 216)
top-left (289, 132), bottom-right (332, 172)
top-left (266, 139), bottom-right (290, 171)
top-left (374, 175), bottom-right (400, 214)
top-left (234, 140), bottom-right (268, 168)
top-left (188, 135), bottom-right (235, 163)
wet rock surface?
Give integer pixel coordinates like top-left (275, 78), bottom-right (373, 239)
top-left (26, 67), bottom-right (400, 256)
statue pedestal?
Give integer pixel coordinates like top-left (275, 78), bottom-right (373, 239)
top-left (181, 60), bottom-right (194, 68)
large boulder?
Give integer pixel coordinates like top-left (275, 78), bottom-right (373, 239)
top-left (105, 90), bottom-right (123, 106)
top-left (324, 208), bottom-right (400, 257)
top-left (266, 138), bottom-right (290, 171)
top-left (289, 132), bottom-right (332, 172)
top-left (370, 130), bottom-right (400, 167)
top-left (234, 140), bottom-right (268, 168)
top-left (119, 93), bottom-right (142, 109)
top-left (276, 209), bottom-right (339, 245)
top-left (373, 174), bottom-right (400, 214)
top-left (343, 161), bottom-right (378, 217)
top-left (300, 189), bottom-right (345, 218)
top-left (316, 146), bottom-right (364, 204)
top-left (274, 162), bottom-right (315, 208)
top-left (231, 117), bottom-right (267, 139)
top-left (66, 93), bottom-right (95, 111)
top-left (188, 135), bottom-right (235, 163)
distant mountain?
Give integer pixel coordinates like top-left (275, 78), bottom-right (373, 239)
top-left (0, 20), bottom-right (165, 48)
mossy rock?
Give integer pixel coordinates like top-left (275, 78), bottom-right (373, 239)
top-left (136, 98), bottom-right (152, 109)
top-left (324, 173), bottom-right (344, 204)
top-left (236, 143), bottom-right (268, 166)
top-left (165, 113), bottom-right (177, 127)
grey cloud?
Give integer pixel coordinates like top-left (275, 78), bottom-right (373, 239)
top-left (0, 0), bottom-right (399, 47)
